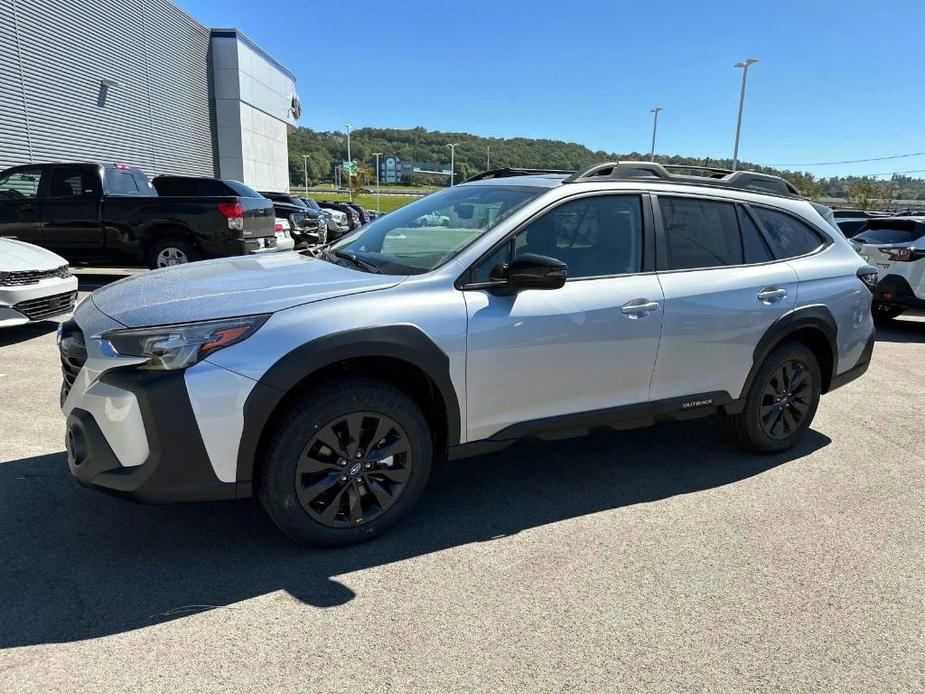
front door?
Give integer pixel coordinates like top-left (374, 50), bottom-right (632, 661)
top-left (463, 193), bottom-right (664, 442)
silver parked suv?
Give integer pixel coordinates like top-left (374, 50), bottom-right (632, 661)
top-left (60, 162), bottom-right (878, 546)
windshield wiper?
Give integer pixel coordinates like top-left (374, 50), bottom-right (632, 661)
top-left (325, 249), bottom-right (382, 274)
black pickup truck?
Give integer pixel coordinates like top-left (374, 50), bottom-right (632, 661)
top-left (0, 162), bottom-right (276, 268)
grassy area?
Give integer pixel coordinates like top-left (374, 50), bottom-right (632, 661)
top-left (313, 192), bottom-right (422, 213)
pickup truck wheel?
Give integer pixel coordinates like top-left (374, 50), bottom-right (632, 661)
top-left (257, 378), bottom-right (432, 547)
top-left (725, 341), bottom-right (821, 454)
top-left (149, 239), bottom-right (200, 269)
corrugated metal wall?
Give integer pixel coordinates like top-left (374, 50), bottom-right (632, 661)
top-left (0, 0), bottom-right (215, 177)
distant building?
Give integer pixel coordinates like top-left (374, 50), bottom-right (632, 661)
top-left (378, 155), bottom-right (449, 183)
top-left (0, 1), bottom-right (300, 191)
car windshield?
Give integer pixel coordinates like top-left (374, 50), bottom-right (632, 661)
top-left (329, 184), bottom-right (544, 274)
top-left (854, 223), bottom-right (925, 245)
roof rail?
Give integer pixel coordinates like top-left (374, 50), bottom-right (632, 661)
top-left (563, 161), bottom-right (801, 198)
top-left (465, 167), bottom-right (575, 182)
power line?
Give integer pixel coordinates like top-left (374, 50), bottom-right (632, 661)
top-left (770, 151), bottom-right (925, 167)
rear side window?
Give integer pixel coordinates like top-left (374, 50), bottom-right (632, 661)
top-left (107, 171), bottom-right (141, 195)
top-left (854, 223), bottom-right (925, 245)
top-left (751, 207), bottom-right (824, 258)
top-left (660, 197), bottom-right (742, 270)
top-left (0, 168), bottom-right (43, 199)
top-left (49, 167), bottom-right (98, 198)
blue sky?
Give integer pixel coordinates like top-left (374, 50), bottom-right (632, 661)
top-left (180, 0), bottom-right (925, 178)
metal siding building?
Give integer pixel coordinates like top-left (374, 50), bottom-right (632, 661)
top-left (0, 0), bottom-right (297, 190)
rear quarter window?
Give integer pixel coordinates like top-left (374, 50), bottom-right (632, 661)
top-left (751, 207), bottom-right (825, 258)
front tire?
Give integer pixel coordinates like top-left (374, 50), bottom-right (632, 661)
top-left (257, 378), bottom-right (432, 547)
top-left (726, 341), bottom-right (821, 453)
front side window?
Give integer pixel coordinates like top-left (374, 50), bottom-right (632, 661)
top-left (332, 184), bottom-right (544, 274)
top-left (660, 197), bottom-right (742, 270)
top-left (472, 195), bottom-right (644, 282)
top-left (751, 207), bottom-right (824, 258)
top-left (0, 168), bottom-right (43, 200)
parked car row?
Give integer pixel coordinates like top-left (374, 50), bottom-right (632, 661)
top-left (0, 161), bottom-right (382, 272)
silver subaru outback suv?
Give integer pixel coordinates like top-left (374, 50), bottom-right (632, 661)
top-left (60, 162), bottom-right (878, 546)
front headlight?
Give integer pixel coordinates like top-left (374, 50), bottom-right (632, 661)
top-left (101, 314), bottom-right (269, 370)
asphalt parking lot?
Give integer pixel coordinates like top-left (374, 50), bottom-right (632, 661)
top-left (0, 282), bottom-right (922, 693)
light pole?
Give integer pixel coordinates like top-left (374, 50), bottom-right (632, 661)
top-left (732, 58), bottom-right (758, 171)
top-left (302, 154), bottom-right (310, 193)
top-left (447, 143), bottom-right (458, 186)
top-left (345, 123), bottom-right (352, 199)
top-left (486, 144), bottom-right (491, 171)
top-left (649, 107), bottom-right (662, 162)
top-left (372, 152), bottom-right (382, 213)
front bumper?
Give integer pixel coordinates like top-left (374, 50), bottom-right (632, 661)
top-left (0, 276), bottom-right (78, 327)
top-left (65, 369), bottom-right (244, 503)
top-left (60, 301), bottom-right (255, 503)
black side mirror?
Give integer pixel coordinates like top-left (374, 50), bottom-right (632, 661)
top-left (504, 253), bottom-right (567, 290)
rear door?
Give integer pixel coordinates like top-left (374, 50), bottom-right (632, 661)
top-left (650, 195), bottom-right (799, 403)
top-left (0, 166), bottom-right (45, 244)
top-left (39, 165), bottom-right (103, 255)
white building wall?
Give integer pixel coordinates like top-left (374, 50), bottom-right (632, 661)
top-left (211, 30), bottom-right (297, 192)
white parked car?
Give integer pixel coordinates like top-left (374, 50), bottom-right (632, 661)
top-left (0, 238), bottom-right (78, 327)
top-left (274, 218), bottom-right (295, 252)
top-left (850, 217), bottom-right (925, 321)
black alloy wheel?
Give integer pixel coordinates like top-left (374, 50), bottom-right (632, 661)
top-left (759, 359), bottom-right (813, 440)
top-left (295, 412), bottom-right (412, 528)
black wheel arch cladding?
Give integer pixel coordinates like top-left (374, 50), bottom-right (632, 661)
top-left (237, 325), bottom-right (461, 488)
top-left (741, 304), bottom-right (838, 399)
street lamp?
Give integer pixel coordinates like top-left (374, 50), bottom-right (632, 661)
top-left (302, 154), bottom-right (310, 193)
top-left (345, 123), bottom-right (352, 200)
top-left (447, 143), bottom-right (459, 186)
top-left (732, 58), bottom-right (758, 171)
top-left (649, 107), bottom-right (663, 162)
top-left (372, 152), bottom-right (383, 213)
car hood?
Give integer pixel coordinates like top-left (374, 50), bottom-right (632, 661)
top-left (0, 238), bottom-right (68, 271)
top-left (90, 252), bottom-right (405, 327)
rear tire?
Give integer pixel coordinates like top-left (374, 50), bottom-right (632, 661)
top-left (726, 341), bottom-right (821, 453)
top-left (256, 378), bottom-right (432, 547)
top-left (148, 238), bottom-right (200, 269)
top-left (873, 302), bottom-right (905, 323)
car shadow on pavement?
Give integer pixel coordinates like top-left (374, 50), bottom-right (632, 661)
top-left (0, 321), bottom-right (59, 348)
top-left (874, 316), bottom-right (925, 344)
top-left (0, 420), bottom-right (830, 648)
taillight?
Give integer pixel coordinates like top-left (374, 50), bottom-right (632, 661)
top-left (218, 201), bottom-right (245, 231)
top-left (884, 247), bottom-right (925, 262)
top-left (274, 222), bottom-right (284, 232)
top-left (857, 265), bottom-right (878, 293)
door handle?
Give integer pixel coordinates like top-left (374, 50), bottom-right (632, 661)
top-left (757, 287), bottom-right (787, 303)
top-left (622, 299), bottom-right (659, 318)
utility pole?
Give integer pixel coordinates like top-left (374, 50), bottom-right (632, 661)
top-left (302, 154), bottom-right (309, 193)
top-left (732, 59), bottom-right (758, 171)
top-left (372, 152), bottom-right (382, 213)
top-left (486, 144), bottom-right (491, 171)
top-left (447, 143), bottom-right (458, 186)
top-left (649, 107), bottom-right (662, 162)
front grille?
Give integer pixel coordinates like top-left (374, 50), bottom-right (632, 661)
top-left (290, 212), bottom-right (306, 227)
top-left (13, 290), bottom-right (77, 321)
top-left (0, 265), bottom-right (70, 286)
top-left (58, 319), bottom-right (87, 401)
